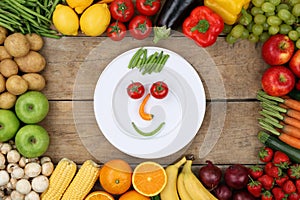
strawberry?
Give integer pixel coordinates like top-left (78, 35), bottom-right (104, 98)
top-left (247, 178), bottom-right (262, 197)
top-left (288, 192), bottom-right (300, 200)
top-left (265, 162), bottom-right (282, 178)
top-left (258, 174), bottom-right (275, 190)
top-left (275, 174), bottom-right (289, 187)
top-left (287, 164), bottom-right (300, 180)
top-left (248, 165), bottom-right (264, 179)
top-left (282, 180), bottom-right (296, 194)
top-left (272, 187), bottom-right (287, 200)
top-left (262, 190), bottom-right (274, 200)
top-left (259, 147), bottom-right (274, 163)
top-left (295, 179), bottom-right (300, 193)
top-left (273, 151), bottom-right (290, 169)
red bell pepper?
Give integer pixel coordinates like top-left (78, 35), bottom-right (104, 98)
top-left (182, 6), bottom-right (224, 47)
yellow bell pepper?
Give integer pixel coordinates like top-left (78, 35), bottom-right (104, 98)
top-left (204, 0), bottom-right (251, 25)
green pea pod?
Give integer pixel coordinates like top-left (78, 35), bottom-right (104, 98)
top-left (132, 122), bottom-right (165, 137)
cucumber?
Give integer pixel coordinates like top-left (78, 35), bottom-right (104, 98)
top-left (258, 131), bottom-right (300, 163)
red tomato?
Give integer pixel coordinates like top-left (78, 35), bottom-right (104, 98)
top-left (109, 0), bottom-right (134, 22)
top-left (127, 82), bottom-right (145, 99)
top-left (106, 21), bottom-right (127, 41)
top-left (135, 0), bottom-right (161, 16)
top-left (150, 81), bottom-right (168, 99)
top-left (129, 15), bottom-right (152, 40)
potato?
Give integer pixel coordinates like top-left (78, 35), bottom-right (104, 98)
top-left (0, 59), bottom-right (18, 77)
top-left (0, 74), bottom-right (5, 93)
top-left (4, 33), bottom-right (30, 57)
top-left (0, 26), bottom-right (8, 45)
top-left (0, 92), bottom-right (17, 109)
top-left (26, 33), bottom-right (44, 51)
top-left (14, 51), bottom-right (46, 73)
top-left (6, 75), bottom-right (28, 95)
top-left (0, 46), bottom-right (12, 60)
top-left (22, 73), bottom-right (46, 91)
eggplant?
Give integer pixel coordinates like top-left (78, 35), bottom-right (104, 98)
top-left (156, 0), bottom-right (197, 29)
top-left (153, 0), bottom-right (197, 43)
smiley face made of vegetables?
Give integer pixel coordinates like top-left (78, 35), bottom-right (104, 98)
top-left (127, 81), bottom-right (169, 136)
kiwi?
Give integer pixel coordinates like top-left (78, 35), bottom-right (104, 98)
top-left (6, 75), bottom-right (28, 95)
top-left (22, 73), bottom-right (46, 91)
top-left (0, 92), bottom-right (17, 109)
top-left (0, 74), bottom-right (5, 93)
top-left (0, 59), bottom-right (18, 78)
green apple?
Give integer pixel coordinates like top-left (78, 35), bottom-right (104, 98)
top-left (0, 109), bottom-right (20, 142)
top-left (15, 91), bottom-right (49, 124)
top-left (15, 124), bottom-right (50, 158)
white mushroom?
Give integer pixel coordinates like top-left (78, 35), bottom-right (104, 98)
top-left (18, 157), bottom-right (26, 168)
top-left (7, 150), bottom-right (21, 164)
top-left (1, 143), bottom-right (12, 154)
top-left (41, 162), bottom-right (54, 177)
top-left (4, 196), bottom-right (12, 200)
top-left (0, 170), bottom-right (10, 186)
top-left (7, 163), bottom-right (18, 173)
top-left (9, 178), bottom-right (17, 190)
top-left (15, 179), bottom-right (31, 195)
top-left (0, 152), bottom-right (6, 169)
top-left (11, 167), bottom-right (24, 179)
top-left (40, 157), bottom-right (51, 165)
top-left (31, 175), bottom-right (49, 193)
top-left (24, 163), bottom-right (41, 178)
top-left (10, 190), bottom-right (25, 200)
top-left (24, 191), bottom-right (39, 200)
top-left (0, 189), bottom-right (5, 198)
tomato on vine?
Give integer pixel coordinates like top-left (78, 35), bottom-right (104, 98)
top-left (127, 82), bottom-right (145, 99)
top-left (150, 81), bottom-right (168, 99)
top-left (135, 0), bottom-right (161, 16)
top-left (109, 0), bottom-right (135, 22)
top-left (106, 21), bottom-right (127, 41)
top-left (129, 15), bottom-right (152, 40)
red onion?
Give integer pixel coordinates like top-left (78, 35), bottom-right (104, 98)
top-left (199, 160), bottom-right (222, 190)
top-left (213, 184), bottom-right (232, 200)
top-left (233, 190), bottom-right (256, 200)
top-left (224, 164), bottom-right (249, 190)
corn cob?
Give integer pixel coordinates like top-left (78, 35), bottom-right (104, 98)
top-left (61, 159), bottom-right (100, 200)
top-left (41, 158), bottom-right (77, 200)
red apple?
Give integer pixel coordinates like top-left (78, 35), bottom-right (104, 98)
top-left (289, 50), bottom-right (300, 78)
top-left (261, 65), bottom-right (295, 97)
top-left (262, 34), bottom-right (295, 66)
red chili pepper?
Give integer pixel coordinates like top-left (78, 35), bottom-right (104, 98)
top-left (182, 6), bottom-right (224, 47)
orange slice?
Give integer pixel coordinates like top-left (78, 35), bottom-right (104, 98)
top-left (132, 161), bottom-right (167, 197)
top-left (85, 191), bottom-right (114, 200)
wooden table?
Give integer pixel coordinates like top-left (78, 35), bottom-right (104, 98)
top-left (39, 30), bottom-right (269, 166)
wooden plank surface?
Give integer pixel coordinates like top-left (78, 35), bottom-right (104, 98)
top-left (37, 31), bottom-right (268, 165)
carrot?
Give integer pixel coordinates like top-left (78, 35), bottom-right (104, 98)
top-left (286, 109), bottom-right (300, 121)
top-left (279, 123), bottom-right (300, 139)
top-left (283, 98), bottom-right (300, 112)
top-left (282, 114), bottom-right (300, 129)
top-left (139, 93), bottom-right (153, 121)
top-left (279, 133), bottom-right (300, 149)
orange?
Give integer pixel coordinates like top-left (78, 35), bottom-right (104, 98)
top-left (85, 191), bottom-right (114, 200)
top-left (132, 161), bottom-right (167, 197)
top-left (99, 159), bottom-right (132, 195)
top-left (119, 190), bottom-right (150, 200)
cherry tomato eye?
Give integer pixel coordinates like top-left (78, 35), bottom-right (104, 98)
top-left (150, 81), bottom-right (168, 99)
top-left (127, 82), bottom-right (145, 99)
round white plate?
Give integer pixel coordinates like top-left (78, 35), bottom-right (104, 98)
top-left (94, 47), bottom-right (206, 158)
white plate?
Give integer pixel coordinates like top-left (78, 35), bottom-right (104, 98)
top-left (94, 47), bottom-right (206, 158)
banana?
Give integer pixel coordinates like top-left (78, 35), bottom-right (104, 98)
top-left (182, 160), bottom-right (217, 200)
top-left (160, 156), bottom-right (187, 200)
top-left (177, 171), bottom-right (193, 200)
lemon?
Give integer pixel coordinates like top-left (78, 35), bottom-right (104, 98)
top-left (66, 0), bottom-right (93, 14)
top-left (52, 4), bottom-right (79, 36)
top-left (80, 4), bottom-right (111, 37)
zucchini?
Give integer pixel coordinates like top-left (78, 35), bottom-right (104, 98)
top-left (258, 131), bottom-right (300, 163)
